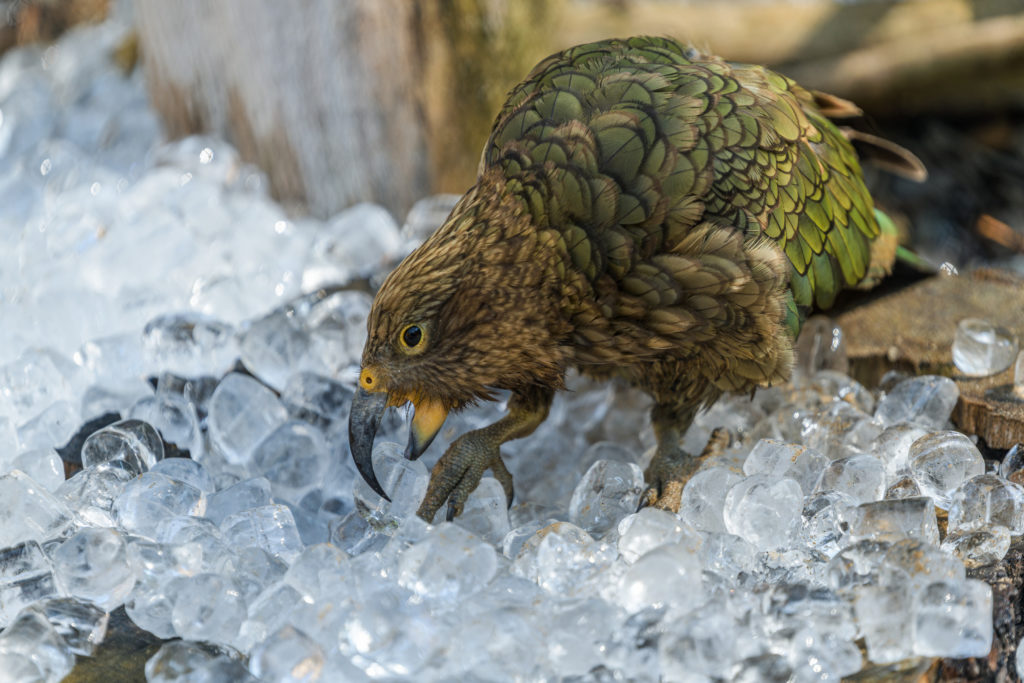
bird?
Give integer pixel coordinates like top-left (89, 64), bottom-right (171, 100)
top-left (348, 36), bottom-right (925, 522)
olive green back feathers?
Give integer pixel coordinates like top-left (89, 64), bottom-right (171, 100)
top-left (481, 36), bottom-right (891, 340)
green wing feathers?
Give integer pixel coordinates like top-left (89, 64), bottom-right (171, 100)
top-left (483, 36), bottom-right (900, 339)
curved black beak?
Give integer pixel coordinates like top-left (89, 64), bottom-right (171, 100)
top-left (348, 387), bottom-right (390, 500)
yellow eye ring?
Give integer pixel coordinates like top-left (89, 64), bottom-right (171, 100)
top-left (400, 324), bottom-right (424, 350)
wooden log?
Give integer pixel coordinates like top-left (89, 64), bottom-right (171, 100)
top-left (837, 269), bottom-right (1024, 449)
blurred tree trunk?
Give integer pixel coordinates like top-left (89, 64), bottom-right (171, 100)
top-left (132, 0), bottom-right (554, 220)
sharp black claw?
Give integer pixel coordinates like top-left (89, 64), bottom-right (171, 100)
top-left (636, 486), bottom-right (656, 512)
top-left (445, 499), bottom-right (457, 523)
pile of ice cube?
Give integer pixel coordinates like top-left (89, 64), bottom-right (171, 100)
top-left (1, 8), bottom-right (1022, 683)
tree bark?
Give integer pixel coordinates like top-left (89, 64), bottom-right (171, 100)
top-left (132, 0), bottom-right (431, 219)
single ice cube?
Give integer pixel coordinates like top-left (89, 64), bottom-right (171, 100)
top-left (882, 539), bottom-right (965, 595)
top-left (816, 453), bottom-right (886, 504)
top-left (948, 473), bottom-right (1024, 534)
top-left (0, 541), bottom-right (58, 626)
top-left (454, 476), bottom-right (512, 546)
top-left (143, 639), bottom-right (220, 683)
top-left (251, 420), bottom-right (328, 502)
top-left (872, 423), bottom-right (929, 479)
top-left (81, 418), bottom-right (164, 475)
top-left (846, 497), bottom-right (939, 545)
top-left (912, 579), bottom-right (992, 657)
top-left (874, 375), bottom-right (958, 430)
top-left (942, 528), bottom-right (1011, 568)
top-left (700, 532), bottom-right (756, 581)
top-left (56, 463), bottom-right (134, 528)
top-left (617, 508), bottom-right (694, 563)
top-left (221, 504), bottom-right (305, 563)
top-left (952, 318), bottom-right (1018, 377)
top-left (9, 448), bottom-right (64, 491)
top-left (799, 490), bottom-right (857, 557)
top-left (205, 477), bottom-right (272, 525)
top-left (723, 474), bottom-right (802, 550)
top-left (999, 443), bottom-right (1024, 482)
top-left (0, 609), bottom-right (75, 682)
top-left (0, 470), bottom-right (75, 547)
top-left (884, 476), bottom-right (922, 500)
top-left (142, 312), bottom-right (237, 378)
top-left (150, 457), bottom-right (215, 494)
top-left (616, 542), bottom-right (702, 614)
top-left (909, 431), bottom-right (984, 509)
top-left (854, 581), bottom-right (914, 664)
top-left (129, 392), bottom-right (203, 459)
top-left (169, 573), bottom-right (247, 643)
top-left (511, 521), bottom-right (615, 595)
top-left (678, 466), bottom-right (743, 532)
top-left (207, 373), bottom-right (288, 466)
top-left (113, 472), bottom-right (206, 538)
top-left (27, 597), bottom-right (108, 657)
top-left (281, 372), bottom-right (352, 431)
top-left (353, 442), bottom-right (429, 528)
top-left (568, 459), bottom-right (645, 536)
top-left (397, 523), bottom-right (497, 602)
top-left (743, 439), bottom-right (827, 496)
top-left (790, 628), bottom-right (862, 681)
top-left (16, 400), bottom-right (80, 453)
top-left (52, 527), bottom-right (135, 610)
top-left (283, 543), bottom-right (350, 602)
top-left (826, 540), bottom-right (892, 595)
top-left (250, 624), bottom-right (325, 681)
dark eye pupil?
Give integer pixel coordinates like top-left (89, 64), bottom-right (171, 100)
top-left (403, 326), bottom-right (422, 347)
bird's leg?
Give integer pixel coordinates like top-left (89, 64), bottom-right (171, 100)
top-left (417, 389), bottom-right (553, 522)
top-left (641, 404), bottom-right (731, 512)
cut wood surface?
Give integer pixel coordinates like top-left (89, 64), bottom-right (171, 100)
top-left (838, 269), bottom-right (1024, 449)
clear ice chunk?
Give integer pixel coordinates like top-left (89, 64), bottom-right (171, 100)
top-left (249, 624), bottom-right (325, 681)
top-left (912, 579), bottom-right (992, 657)
top-left (113, 471), bottom-right (206, 538)
top-left (701, 531), bottom-right (756, 580)
top-left (80, 417), bottom-right (164, 474)
top-left (0, 470), bottom-right (74, 547)
top-left (0, 609), bottom-right (75, 683)
top-left (170, 573), bottom-right (247, 643)
top-left (400, 194), bottom-right (461, 250)
top-left (454, 476), bottom-right (512, 546)
top-left (854, 581), bottom-right (914, 663)
top-left (238, 309), bottom-right (318, 392)
top-left (678, 466), bottom-right (742, 532)
top-left (142, 312), bottom-right (237, 378)
top-left (221, 504), bottom-right (305, 563)
top-left (952, 318), bottom-right (1019, 377)
top-left (948, 473), bottom-right (1024, 535)
top-left (397, 523), bottom-right (497, 602)
top-left (0, 541), bottom-right (58, 626)
top-left (846, 497), bottom-right (939, 545)
top-left (942, 528), bottom-right (1011, 568)
top-left (129, 391), bottom-right (203, 459)
top-left (792, 315), bottom-right (848, 380)
top-left (872, 423), bottom-right (929, 480)
top-left (303, 202), bottom-right (402, 289)
top-left (816, 453), bottom-right (886, 504)
top-left (205, 477), bottom-right (272, 526)
top-left (885, 476), bottom-right (922, 499)
top-left (56, 463), bottom-right (134, 528)
top-left (353, 442), bottom-right (429, 528)
top-left (143, 639), bottom-right (221, 683)
top-left (281, 371), bottom-right (352, 432)
top-left (207, 372), bottom-right (288, 466)
top-left (283, 543), bottom-right (350, 602)
top-left (251, 420), bottom-right (328, 502)
top-left (908, 431), bottom-right (984, 509)
top-left (723, 474), bottom-right (802, 550)
top-left (52, 527), bottom-right (135, 610)
top-left (616, 542), bottom-right (702, 614)
top-left (799, 490), bottom-right (857, 557)
top-left (1000, 443), bottom-right (1024, 482)
top-left (9, 448), bottom-right (64, 491)
top-left (150, 457), bottom-right (215, 494)
top-left (568, 459), bottom-right (645, 536)
top-left (874, 375), bottom-right (959, 430)
top-left (511, 522), bottom-right (615, 595)
top-left (28, 597), bottom-right (108, 657)
top-left (743, 439), bottom-right (827, 496)
top-left (16, 399), bottom-right (79, 453)
top-left (617, 508), bottom-right (693, 563)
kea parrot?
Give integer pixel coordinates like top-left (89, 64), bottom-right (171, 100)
top-left (348, 36), bottom-right (925, 522)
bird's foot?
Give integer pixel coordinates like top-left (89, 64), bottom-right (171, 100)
top-left (640, 427), bottom-right (732, 513)
top-left (416, 431), bottom-right (514, 522)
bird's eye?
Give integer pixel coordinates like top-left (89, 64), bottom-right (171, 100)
top-left (401, 325), bottom-right (423, 349)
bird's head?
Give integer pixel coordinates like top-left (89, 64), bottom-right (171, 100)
top-left (347, 185), bottom-right (558, 499)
